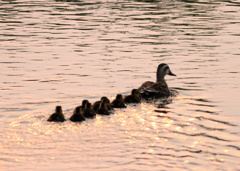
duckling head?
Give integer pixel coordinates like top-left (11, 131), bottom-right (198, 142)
top-left (157, 63), bottom-right (176, 82)
top-left (55, 106), bottom-right (62, 113)
top-left (131, 89), bottom-right (137, 95)
top-left (75, 106), bottom-right (82, 113)
top-left (101, 96), bottom-right (110, 103)
top-left (86, 102), bottom-right (92, 109)
top-left (116, 94), bottom-right (123, 100)
top-left (131, 89), bottom-right (140, 96)
top-left (82, 100), bottom-right (89, 107)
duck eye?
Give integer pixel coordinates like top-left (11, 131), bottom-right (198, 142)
top-left (164, 66), bottom-right (169, 71)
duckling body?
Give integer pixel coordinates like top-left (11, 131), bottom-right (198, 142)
top-left (70, 106), bottom-right (85, 122)
top-left (83, 102), bottom-right (96, 118)
top-left (47, 106), bottom-right (66, 122)
top-left (124, 89), bottom-right (141, 103)
top-left (93, 96), bottom-right (112, 111)
top-left (111, 94), bottom-right (126, 108)
top-left (93, 97), bottom-right (105, 111)
top-left (138, 63), bottom-right (176, 99)
top-left (97, 101), bottom-right (110, 115)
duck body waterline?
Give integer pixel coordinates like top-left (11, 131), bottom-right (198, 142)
top-left (138, 63), bottom-right (176, 99)
top-left (47, 106), bottom-right (66, 122)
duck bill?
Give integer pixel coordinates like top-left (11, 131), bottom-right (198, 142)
top-left (169, 70), bottom-right (176, 76)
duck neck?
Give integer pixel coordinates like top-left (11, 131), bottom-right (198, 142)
top-left (156, 74), bottom-right (165, 83)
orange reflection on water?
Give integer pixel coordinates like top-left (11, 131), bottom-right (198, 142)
top-left (151, 121), bottom-right (157, 129)
top-left (148, 148), bottom-right (154, 153)
top-left (224, 149), bottom-right (229, 153)
top-left (175, 126), bottom-right (182, 131)
top-left (9, 121), bottom-right (19, 127)
top-left (190, 141), bottom-right (199, 148)
top-left (162, 118), bottom-right (174, 128)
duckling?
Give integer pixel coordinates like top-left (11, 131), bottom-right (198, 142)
top-left (138, 63), bottom-right (176, 99)
top-left (47, 106), bottom-right (66, 122)
top-left (97, 100), bottom-right (110, 115)
top-left (83, 102), bottom-right (96, 118)
top-left (124, 89), bottom-right (141, 103)
top-left (93, 96), bottom-right (112, 111)
top-left (111, 94), bottom-right (127, 108)
top-left (70, 106), bottom-right (85, 122)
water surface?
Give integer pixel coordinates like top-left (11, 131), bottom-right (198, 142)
top-left (0, 0), bottom-right (240, 170)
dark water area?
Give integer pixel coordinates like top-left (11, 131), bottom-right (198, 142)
top-left (0, 0), bottom-right (240, 170)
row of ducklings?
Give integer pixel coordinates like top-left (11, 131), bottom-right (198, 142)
top-left (47, 89), bottom-right (141, 122)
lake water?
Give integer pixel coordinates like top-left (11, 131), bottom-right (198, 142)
top-left (0, 0), bottom-right (240, 170)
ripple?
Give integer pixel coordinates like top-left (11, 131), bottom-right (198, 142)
top-left (196, 116), bottom-right (237, 126)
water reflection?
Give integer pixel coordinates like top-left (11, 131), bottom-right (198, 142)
top-left (1, 92), bottom-right (239, 170)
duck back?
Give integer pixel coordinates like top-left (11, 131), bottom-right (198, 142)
top-left (47, 106), bottom-right (65, 122)
top-left (47, 113), bottom-right (65, 122)
top-left (139, 82), bottom-right (170, 99)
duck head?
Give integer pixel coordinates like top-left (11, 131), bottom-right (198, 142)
top-left (157, 63), bottom-right (176, 82)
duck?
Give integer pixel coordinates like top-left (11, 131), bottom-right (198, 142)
top-left (124, 89), bottom-right (141, 103)
top-left (96, 100), bottom-right (110, 115)
top-left (70, 106), bottom-right (85, 122)
top-left (83, 102), bottom-right (96, 118)
top-left (93, 96), bottom-right (112, 111)
top-left (47, 106), bottom-right (66, 122)
top-left (111, 94), bottom-right (127, 108)
top-left (138, 63), bottom-right (176, 99)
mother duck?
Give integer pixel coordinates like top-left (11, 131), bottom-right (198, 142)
top-left (138, 63), bottom-right (176, 99)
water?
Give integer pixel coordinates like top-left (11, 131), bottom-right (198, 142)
top-left (0, 0), bottom-right (240, 170)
